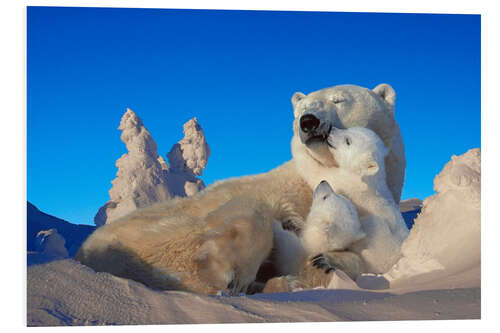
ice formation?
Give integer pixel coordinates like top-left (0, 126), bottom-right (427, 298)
top-left (166, 117), bottom-right (210, 197)
top-left (167, 117), bottom-right (210, 177)
top-left (385, 148), bottom-right (481, 282)
top-left (94, 109), bottom-right (210, 226)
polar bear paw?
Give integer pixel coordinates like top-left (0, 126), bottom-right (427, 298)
top-left (281, 217), bottom-right (304, 233)
top-left (310, 253), bottom-right (337, 274)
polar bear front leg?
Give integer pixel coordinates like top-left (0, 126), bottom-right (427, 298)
top-left (281, 216), bottom-right (305, 233)
top-left (306, 251), bottom-right (365, 282)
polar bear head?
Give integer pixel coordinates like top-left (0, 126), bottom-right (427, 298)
top-left (326, 126), bottom-right (389, 178)
top-left (291, 83), bottom-right (405, 203)
top-left (302, 181), bottom-right (365, 254)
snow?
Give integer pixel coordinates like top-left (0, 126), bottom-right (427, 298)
top-left (94, 109), bottom-right (210, 226)
top-left (26, 259), bottom-right (479, 326)
top-left (164, 117), bottom-right (209, 197)
top-left (167, 117), bottom-right (210, 177)
top-left (385, 148), bottom-right (480, 288)
top-left (27, 201), bottom-right (95, 257)
top-left (34, 229), bottom-right (68, 259)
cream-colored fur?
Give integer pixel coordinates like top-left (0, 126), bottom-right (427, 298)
top-left (77, 83), bottom-right (405, 294)
top-left (77, 198), bottom-right (275, 294)
top-left (76, 164), bottom-right (311, 294)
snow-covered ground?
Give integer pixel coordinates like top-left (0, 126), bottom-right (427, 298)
top-left (27, 258), bottom-right (479, 326)
top-left (26, 148), bottom-right (481, 326)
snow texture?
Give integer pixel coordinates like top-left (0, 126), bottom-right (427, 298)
top-left (94, 109), bottom-right (210, 226)
top-left (27, 259), bottom-right (479, 326)
top-left (27, 202), bottom-right (95, 257)
top-left (385, 148), bottom-right (480, 285)
top-left (165, 117), bottom-right (210, 197)
top-left (167, 117), bottom-right (210, 177)
top-left (35, 229), bottom-right (69, 259)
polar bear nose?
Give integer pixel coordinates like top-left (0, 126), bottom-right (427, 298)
top-left (300, 114), bottom-right (320, 133)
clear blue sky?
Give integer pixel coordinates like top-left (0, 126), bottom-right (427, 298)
top-left (27, 7), bottom-right (480, 225)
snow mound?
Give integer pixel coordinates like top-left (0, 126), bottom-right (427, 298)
top-left (399, 198), bottom-right (423, 213)
top-left (35, 229), bottom-right (69, 259)
top-left (385, 148), bottom-right (480, 287)
top-left (27, 202), bottom-right (95, 257)
top-left (94, 109), bottom-right (210, 226)
top-left (27, 259), bottom-right (479, 326)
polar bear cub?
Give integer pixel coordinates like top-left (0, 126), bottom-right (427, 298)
top-left (326, 126), bottom-right (409, 274)
top-left (273, 181), bottom-right (365, 276)
top-left (301, 180), bottom-right (365, 254)
top-left (274, 126), bottom-right (409, 279)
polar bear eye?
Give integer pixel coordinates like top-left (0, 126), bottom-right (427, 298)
top-left (330, 96), bottom-right (345, 104)
top-left (345, 137), bottom-right (351, 146)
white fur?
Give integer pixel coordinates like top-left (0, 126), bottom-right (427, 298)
top-left (275, 125), bottom-right (409, 275)
top-left (325, 126), bottom-right (409, 273)
top-left (301, 181), bottom-right (365, 255)
top-left (292, 84), bottom-right (406, 204)
top-left (273, 181), bottom-right (366, 276)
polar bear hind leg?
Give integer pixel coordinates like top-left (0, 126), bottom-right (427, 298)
top-left (194, 198), bottom-right (275, 294)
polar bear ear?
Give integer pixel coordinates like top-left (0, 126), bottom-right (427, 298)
top-left (291, 92), bottom-right (306, 110)
top-left (373, 84), bottom-right (396, 109)
top-left (313, 180), bottom-right (335, 200)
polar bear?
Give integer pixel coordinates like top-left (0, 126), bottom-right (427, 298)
top-left (77, 198), bottom-right (274, 294)
top-left (291, 84), bottom-right (406, 204)
top-left (302, 180), bottom-right (365, 254)
top-left (324, 126), bottom-right (409, 273)
top-left (265, 127), bottom-right (409, 293)
top-left (272, 181), bottom-right (365, 277)
top-left (76, 83), bottom-right (405, 294)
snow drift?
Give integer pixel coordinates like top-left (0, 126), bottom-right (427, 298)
top-left (384, 148), bottom-right (480, 289)
top-left (34, 229), bottom-right (68, 259)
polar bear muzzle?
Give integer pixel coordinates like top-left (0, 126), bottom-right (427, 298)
top-left (300, 114), bottom-right (320, 133)
top-left (299, 113), bottom-right (332, 147)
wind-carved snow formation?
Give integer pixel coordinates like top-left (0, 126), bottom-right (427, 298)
top-left (94, 109), bottom-right (210, 226)
top-left (166, 117), bottom-right (210, 197)
top-left (384, 148), bottom-right (481, 283)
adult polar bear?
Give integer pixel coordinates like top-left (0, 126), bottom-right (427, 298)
top-left (76, 83), bottom-right (406, 294)
top-left (292, 83), bottom-right (405, 204)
